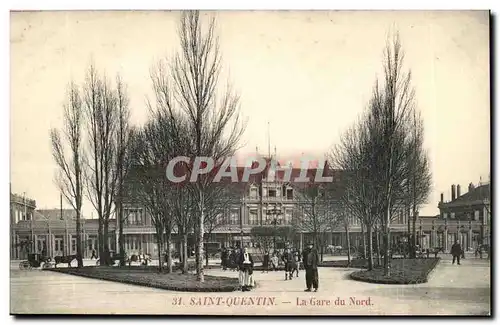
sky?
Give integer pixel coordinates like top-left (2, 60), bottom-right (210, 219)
top-left (10, 10), bottom-right (490, 218)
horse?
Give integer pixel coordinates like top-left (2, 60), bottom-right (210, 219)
top-left (128, 253), bottom-right (152, 266)
top-left (429, 247), bottom-right (444, 258)
top-left (54, 254), bottom-right (77, 268)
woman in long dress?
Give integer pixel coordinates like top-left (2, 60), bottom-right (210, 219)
top-left (237, 247), bottom-right (254, 291)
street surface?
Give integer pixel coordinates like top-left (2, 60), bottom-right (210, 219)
top-left (10, 255), bottom-right (490, 315)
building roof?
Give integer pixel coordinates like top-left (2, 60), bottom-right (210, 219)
top-left (35, 209), bottom-right (87, 222)
top-left (10, 193), bottom-right (36, 208)
top-left (418, 215), bottom-right (440, 219)
top-left (451, 184), bottom-right (490, 204)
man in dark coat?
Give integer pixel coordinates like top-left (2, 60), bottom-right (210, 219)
top-left (451, 240), bottom-right (462, 265)
top-left (262, 251), bottom-right (270, 273)
top-left (282, 248), bottom-right (294, 280)
top-left (302, 242), bottom-right (319, 292)
top-left (221, 247), bottom-right (228, 270)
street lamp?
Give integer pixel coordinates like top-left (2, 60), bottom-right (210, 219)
top-left (266, 204), bottom-right (282, 249)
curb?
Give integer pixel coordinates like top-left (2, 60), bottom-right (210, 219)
top-left (45, 268), bottom-right (240, 292)
top-left (348, 258), bottom-right (441, 285)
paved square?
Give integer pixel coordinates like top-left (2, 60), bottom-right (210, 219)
top-left (10, 257), bottom-right (490, 315)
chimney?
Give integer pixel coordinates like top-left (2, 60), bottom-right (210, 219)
top-left (468, 182), bottom-right (475, 192)
top-left (451, 184), bottom-right (456, 201)
top-left (457, 184), bottom-right (461, 198)
top-left (440, 193), bottom-right (444, 203)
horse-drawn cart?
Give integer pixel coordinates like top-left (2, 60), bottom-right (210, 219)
top-left (19, 253), bottom-right (53, 270)
top-left (96, 251), bottom-right (152, 266)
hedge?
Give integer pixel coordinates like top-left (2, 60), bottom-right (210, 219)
top-left (349, 258), bottom-right (440, 284)
top-left (46, 266), bottom-right (241, 292)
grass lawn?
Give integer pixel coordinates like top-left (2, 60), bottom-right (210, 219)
top-left (319, 259), bottom-right (369, 268)
top-left (47, 266), bottom-right (240, 292)
top-left (349, 258), bottom-right (440, 284)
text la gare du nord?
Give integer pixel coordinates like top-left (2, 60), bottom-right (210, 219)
top-left (174, 296), bottom-right (373, 307)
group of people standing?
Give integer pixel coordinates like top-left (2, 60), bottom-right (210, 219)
top-left (220, 242), bottom-right (321, 292)
top-left (220, 247), bottom-right (255, 291)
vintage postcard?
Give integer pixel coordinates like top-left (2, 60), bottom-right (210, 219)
top-left (9, 10), bottom-right (491, 316)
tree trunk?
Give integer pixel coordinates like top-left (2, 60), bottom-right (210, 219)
top-left (166, 231), bottom-right (172, 273)
top-left (119, 214), bottom-right (125, 266)
top-left (375, 225), bottom-right (381, 266)
top-left (103, 220), bottom-right (110, 265)
top-left (345, 224), bottom-right (351, 266)
top-left (320, 239), bottom-right (324, 263)
top-left (98, 218), bottom-right (103, 264)
top-left (205, 233), bottom-right (211, 267)
top-left (182, 233), bottom-right (188, 274)
top-left (178, 238), bottom-right (183, 264)
top-left (157, 236), bottom-right (163, 273)
top-left (76, 209), bottom-right (83, 267)
top-left (412, 206), bottom-right (417, 257)
top-left (407, 207), bottom-right (412, 258)
top-left (196, 189), bottom-right (205, 282)
top-left (383, 220), bottom-right (391, 276)
top-left (361, 223), bottom-right (367, 259)
top-left (367, 225), bottom-right (374, 270)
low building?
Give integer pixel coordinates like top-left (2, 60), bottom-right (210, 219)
top-left (10, 197), bottom-right (117, 259)
top-left (11, 176), bottom-right (490, 259)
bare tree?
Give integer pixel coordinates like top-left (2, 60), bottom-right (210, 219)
top-left (405, 110), bottom-right (431, 258)
top-left (331, 119), bottom-right (382, 270)
top-left (172, 183), bottom-right (196, 274)
top-left (130, 114), bottom-right (185, 273)
top-left (82, 64), bottom-right (120, 264)
top-left (150, 11), bottom-right (245, 282)
top-left (203, 183), bottom-right (243, 266)
top-left (331, 33), bottom-right (430, 275)
top-left (294, 181), bottom-right (337, 262)
top-left (50, 82), bottom-right (84, 267)
top-left (114, 76), bottom-right (134, 266)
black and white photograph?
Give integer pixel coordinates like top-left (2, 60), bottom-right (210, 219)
top-left (9, 9), bottom-right (491, 316)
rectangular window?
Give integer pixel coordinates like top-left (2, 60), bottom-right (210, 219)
top-left (249, 209), bottom-right (259, 225)
top-left (451, 212), bottom-right (455, 219)
top-left (230, 210), bottom-right (239, 225)
top-left (286, 189), bottom-right (293, 200)
top-left (474, 210), bottom-right (480, 221)
top-left (71, 239), bottom-right (77, 251)
top-left (250, 188), bottom-right (258, 199)
top-left (126, 208), bottom-right (143, 225)
top-left (268, 189), bottom-right (276, 198)
top-left (284, 209), bottom-right (292, 225)
top-left (443, 213), bottom-right (448, 219)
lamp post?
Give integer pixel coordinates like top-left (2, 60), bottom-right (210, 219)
top-left (266, 204), bottom-right (282, 249)
top-left (23, 192), bottom-right (35, 253)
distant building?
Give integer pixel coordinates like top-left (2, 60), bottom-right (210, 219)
top-left (10, 195), bottom-right (116, 259)
top-left (436, 182), bottom-right (491, 249)
top-left (10, 176), bottom-right (490, 260)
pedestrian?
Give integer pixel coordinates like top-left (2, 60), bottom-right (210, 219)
top-left (282, 247), bottom-right (294, 280)
top-left (221, 247), bottom-right (228, 271)
top-left (302, 242), bottom-right (319, 292)
top-left (91, 249), bottom-right (97, 260)
top-left (291, 250), bottom-right (300, 277)
top-left (237, 247), bottom-right (254, 292)
top-left (262, 251), bottom-right (270, 273)
top-left (451, 240), bottom-right (462, 265)
top-left (270, 253), bottom-right (279, 271)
